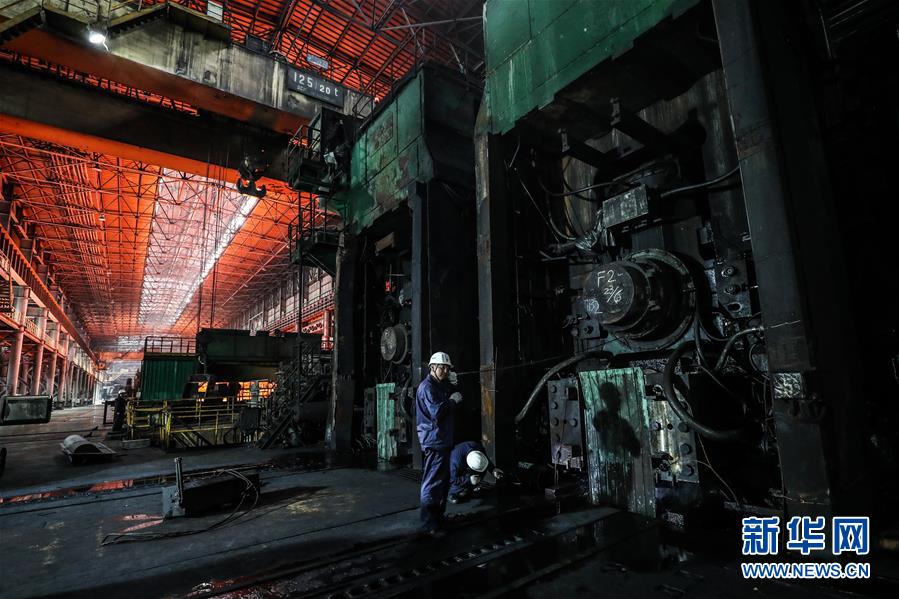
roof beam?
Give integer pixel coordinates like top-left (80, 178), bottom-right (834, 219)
top-left (0, 63), bottom-right (292, 183)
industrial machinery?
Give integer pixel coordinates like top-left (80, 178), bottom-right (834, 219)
top-left (295, 0), bottom-right (899, 538)
top-left (468, 0), bottom-right (899, 531)
top-left (319, 65), bottom-right (481, 465)
top-left (162, 457), bottom-right (260, 519)
top-left (130, 329), bottom-right (330, 450)
top-left (0, 394), bottom-right (52, 476)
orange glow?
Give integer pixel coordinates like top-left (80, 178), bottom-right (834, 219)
top-left (0, 0), bottom-right (482, 353)
top-left (88, 480), bottom-right (134, 492)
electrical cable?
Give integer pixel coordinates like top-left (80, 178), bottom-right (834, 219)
top-left (714, 326), bottom-right (765, 372)
top-left (100, 469), bottom-right (259, 545)
top-left (453, 353), bottom-right (581, 377)
top-left (505, 133), bottom-right (521, 169)
top-left (696, 362), bottom-right (749, 406)
top-left (661, 341), bottom-right (744, 442)
top-left (503, 139), bottom-right (570, 240)
top-left (561, 175), bottom-right (600, 203)
top-left (696, 436), bottom-right (740, 507)
top-left (659, 164), bottom-right (741, 199)
top-left (692, 310), bottom-right (710, 369)
top-left (514, 348), bottom-right (613, 424)
top-left (747, 341), bottom-right (769, 378)
top-left (517, 176), bottom-right (574, 241)
top-left (696, 460), bottom-right (739, 504)
top-left (396, 374), bottom-right (413, 423)
top-left (538, 176), bottom-right (635, 198)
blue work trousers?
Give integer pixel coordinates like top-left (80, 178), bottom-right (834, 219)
top-left (420, 446), bottom-right (451, 531)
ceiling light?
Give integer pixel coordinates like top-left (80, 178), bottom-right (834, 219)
top-left (87, 26), bottom-right (106, 45)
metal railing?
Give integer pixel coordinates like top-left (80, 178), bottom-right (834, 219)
top-left (264, 293), bottom-right (335, 333)
top-left (23, 318), bottom-right (36, 335)
top-left (289, 122), bottom-right (324, 165)
top-left (0, 0), bottom-right (230, 25)
top-left (0, 0), bottom-right (102, 20)
top-left (160, 397), bottom-right (262, 450)
top-left (144, 336), bottom-right (196, 355)
top-left (126, 400), bottom-right (165, 441)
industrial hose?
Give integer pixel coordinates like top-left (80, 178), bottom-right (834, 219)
top-left (714, 326), bottom-right (765, 372)
top-left (662, 341), bottom-right (744, 442)
top-left (514, 349), bottom-right (613, 424)
top-left (396, 375), bottom-right (413, 423)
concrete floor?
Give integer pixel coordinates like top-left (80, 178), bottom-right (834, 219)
top-left (3, 406), bottom-right (896, 599)
top-left (0, 462), bottom-right (492, 598)
top-left (0, 404), bottom-right (324, 498)
top-left (0, 405), bottom-right (492, 598)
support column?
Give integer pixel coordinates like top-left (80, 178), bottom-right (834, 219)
top-left (8, 286), bottom-right (28, 396)
top-left (66, 362), bottom-right (75, 406)
top-left (31, 308), bottom-right (46, 395)
top-left (59, 335), bottom-right (70, 406)
top-left (74, 363), bottom-right (82, 404)
top-left (713, 0), bottom-right (868, 517)
top-left (8, 329), bottom-right (23, 396)
top-left (474, 105), bottom-right (516, 469)
top-left (328, 232), bottom-right (358, 452)
top-left (45, 323), bottom-right (60, 400)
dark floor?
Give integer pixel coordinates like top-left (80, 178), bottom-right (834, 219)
top-left (2, 406), bottom-right (897, 599)
top-left (0, 405), bottom-right (492, 598)
top-left (0, 459), bottom-right (496, 598)
top-left (0, 404), bottom-right (322, 497)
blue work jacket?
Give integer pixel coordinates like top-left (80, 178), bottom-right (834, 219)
top-left (450, 441), bottom-right (492, 493)
top-left (415, 374), bottom-right (454, 450)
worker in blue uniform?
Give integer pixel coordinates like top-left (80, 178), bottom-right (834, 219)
top-left (416, 351), bottom-right (462, 534)
top-left (448, 441), bottom-right (504, 504)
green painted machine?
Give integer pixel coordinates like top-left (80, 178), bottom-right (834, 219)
top-left (482, 0), bottom-right (700, 135)
top-left (476, 0), bottom-right (744, 526)
top-left (325, 65), bottom-right (481, 464)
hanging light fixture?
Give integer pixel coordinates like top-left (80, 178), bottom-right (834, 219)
top-left (87, 25), bottom-right (107, 45)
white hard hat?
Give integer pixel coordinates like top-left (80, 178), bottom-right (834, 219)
top-left (466, 450), bottom-right (488, 473)
top-left (428, 351), bottom-right (453, 367)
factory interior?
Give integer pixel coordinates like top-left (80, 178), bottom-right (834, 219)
top-left (1, 0), bottom-right (898, 597)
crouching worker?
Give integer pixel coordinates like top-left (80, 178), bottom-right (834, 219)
top-left (448, 441), bottom-right (504, 504)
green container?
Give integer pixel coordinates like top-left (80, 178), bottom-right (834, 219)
top-left (139, 356), bottom-right (198, 402)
